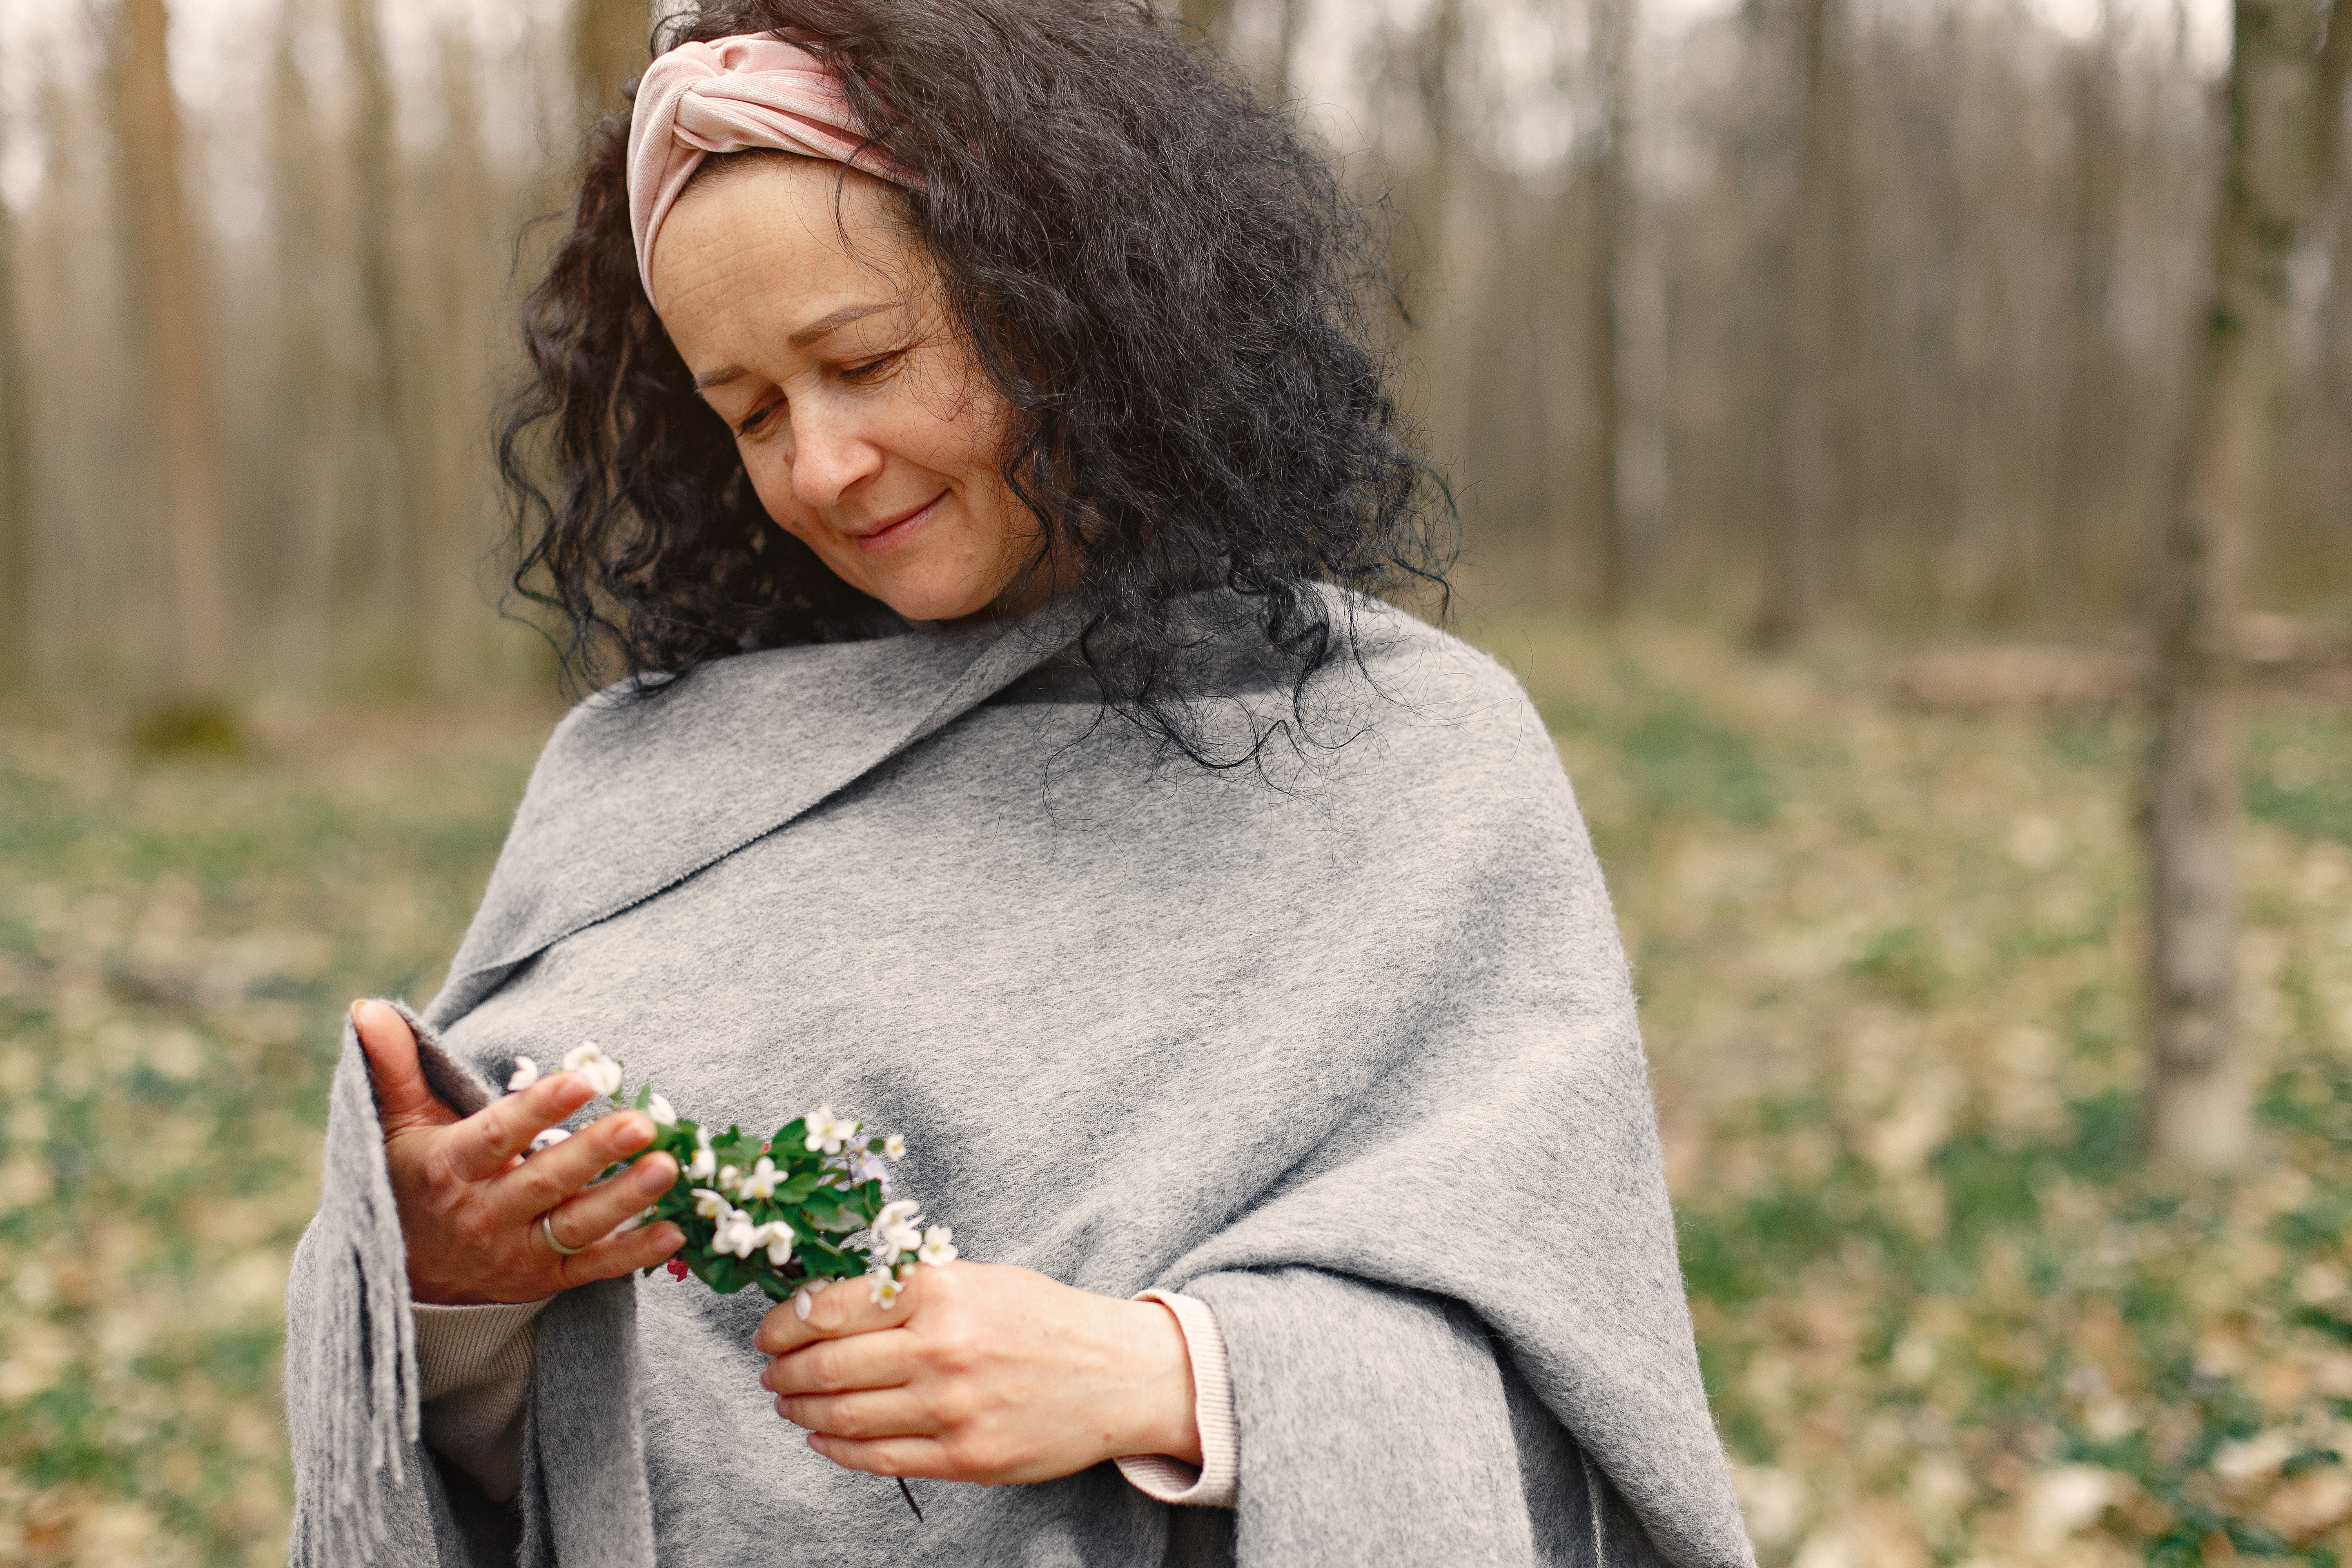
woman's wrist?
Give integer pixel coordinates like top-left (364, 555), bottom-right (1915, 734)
top-left (1108, 1296), bottom-right (1202, 1466)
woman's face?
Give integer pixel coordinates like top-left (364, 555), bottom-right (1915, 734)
top-left (651, 157), bottom-right (1038, 623)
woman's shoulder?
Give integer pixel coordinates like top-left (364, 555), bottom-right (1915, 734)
top-left (531, 619), bottom-right (1011, 779)
top-left (1331, 593), bottom-right (1539, 707)
top-left (1315, 591), bottom-right (1559, 768)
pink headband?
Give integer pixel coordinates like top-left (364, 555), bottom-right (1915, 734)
top-left (626, 35), bottom-right (921, 308)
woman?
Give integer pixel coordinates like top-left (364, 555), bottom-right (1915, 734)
top-left (284, 4), bottom-right (1754, 1566)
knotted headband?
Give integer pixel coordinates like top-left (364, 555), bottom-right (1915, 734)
top-left (626, 34), bottom-right (921, 308)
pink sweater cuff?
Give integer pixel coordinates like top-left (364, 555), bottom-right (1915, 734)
top-left (1115, 1289), bottom-right (1237, 1508)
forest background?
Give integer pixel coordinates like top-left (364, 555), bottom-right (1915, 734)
top-left (0, 0), bottom-right (2349, 1564)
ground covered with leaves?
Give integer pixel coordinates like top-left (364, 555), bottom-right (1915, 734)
top-left (0, 624), bottom-right (2347, 1566)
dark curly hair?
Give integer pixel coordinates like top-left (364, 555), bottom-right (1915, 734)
top-left (498, 0), bottom-right (1452, 761)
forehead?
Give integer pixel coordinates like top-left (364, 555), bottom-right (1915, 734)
top-left (652, 156), bottom-right (922, 338)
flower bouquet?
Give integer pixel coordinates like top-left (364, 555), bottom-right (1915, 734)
top-left (509, 1044), bottom-right (957, 1314)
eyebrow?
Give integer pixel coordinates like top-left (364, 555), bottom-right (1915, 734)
top-left (791, 300), bottom-right (902, 349)
top-left (692, 302), bottom-right (905, 392)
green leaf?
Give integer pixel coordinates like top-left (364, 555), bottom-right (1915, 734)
top-left (775, 1173), bottom-right (822, 1204)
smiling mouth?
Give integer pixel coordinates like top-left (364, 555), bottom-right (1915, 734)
top-left (849, 492), bottom-right (948, 556)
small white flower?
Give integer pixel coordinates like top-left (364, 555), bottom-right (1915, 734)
top-left (713, 1208), bottom-right (761, 1258)
top-left (529, 1127), bottom-right (571, 1153)
top-left (869, 1269), bottom-right (904, 1308)
top-left (852, 1152), bottom-right (891, 1188)
top-left (802, 1106), bottom-right (859, 1154)
top-left (917, 1225), bottom-right (958, 1268)
top-left (868, 1199), bottom-right (924, 1265)
top-left (883, 1134), bottom-right (905, 1161)
top-left (561, 1042), bottom-right (623, 1098)
top-left (690, 1187), bottom-right (731, 1220)
top-left (717, 1164), bottom-right (741, 1192)
top-left (645, 1093), bottom-right (677, 1126)
top-left (737, 1157), bottom-right (782, 1200)
top-left (751, 1220), bottom-right (795, 1266)
top-left (507, 1057), bottom-right (540, 1092)
top-left (792, 1278), bottom-right (831, 1320)
top-left (686, 1130), bottom-right (715, 1180)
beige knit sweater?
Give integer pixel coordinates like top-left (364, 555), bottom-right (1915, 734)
top-left (414, 1287), bottom-right (1238, 1508)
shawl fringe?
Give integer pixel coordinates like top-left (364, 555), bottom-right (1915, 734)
top-left (287, 1001), bottom-right (488, 1566)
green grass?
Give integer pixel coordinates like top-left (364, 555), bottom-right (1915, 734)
top-left (1474, 613), bottom-right (2352, 1566)
top-left (3, 628), bottom-right (2349, 1566)
top-left (0, 711), bottom-right (549, 1567)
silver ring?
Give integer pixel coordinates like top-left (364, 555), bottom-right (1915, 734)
top-left (539, 1212), bottom-right (588, 1256)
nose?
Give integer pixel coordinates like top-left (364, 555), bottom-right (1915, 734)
top-left (784, 396), bottom-right (884, 512)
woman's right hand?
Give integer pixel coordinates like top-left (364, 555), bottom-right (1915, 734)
top-left (352, 999), bottom-right (686, 1305)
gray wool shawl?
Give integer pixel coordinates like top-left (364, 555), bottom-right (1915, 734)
top-left (283, 592), bottom-right (1756, 1568)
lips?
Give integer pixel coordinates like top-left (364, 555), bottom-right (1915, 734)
top-left (848, 491), bottom-right (947, 556)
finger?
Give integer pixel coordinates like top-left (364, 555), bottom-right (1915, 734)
top-left (755, 1269), bottom-right (920, 1356)
top-left (482, 1109), bottom-right (659, 1219)
top-left (772, 1388), bottom-right (935, 1441)
top-left (555, 1220), bottom-right (686, 1290)
top-left (353, 1000), bottom-right (454, 1133)
top-left (439, 1073), bottom-right (602, 1183)
top-left (539, 1150), bottom-right (677, 1249)
top-left (804, 1433), bottom-right (953, 1481)
top-left (762, 1327), bottom-right (917, 1398)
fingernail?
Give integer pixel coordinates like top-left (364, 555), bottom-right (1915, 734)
top-left (635, 1157), bottom-right (673, 1193)
top-left (759, 1365), bottom-right (772, 1391)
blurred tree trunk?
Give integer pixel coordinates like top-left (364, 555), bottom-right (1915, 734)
top-left (268, 0), bottom-right (338, 692)
top-left (0, 138), bottom-right (29, 692)
top-left (2316, 0), bottom-right (2352, 189)
top-left (1180, 0), bottom-right (1238, 44)
top-left (576, 0), bottom-right (654, 127)
top-left (1405, 0), bottom-right (1475, 521)
top-left (2144, 0), bottom-right (2337, 1169)
top-left (2047, 5), bottom-right (2123, 626)
top-left (1753, 0), bottom-right (1845, 646)
top-left (1273, 0), bottom-right (1310, 103)
top-left (340, 0), bottom-right (432, 688)
top-left (112, 0), bottom-right (229, 703)
top-left (1586, 0), bottom-right (1635, 617)
top-left (426, 23), bottom-right (494, 693)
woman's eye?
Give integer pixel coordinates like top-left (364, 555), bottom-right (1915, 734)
top-left (735, 401), bottom-right (780, 437)
top-left (840, 352), bottom-right (903, 384)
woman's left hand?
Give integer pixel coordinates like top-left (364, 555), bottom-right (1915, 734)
top-left (754, 1261), bottom-right (1200, 1485)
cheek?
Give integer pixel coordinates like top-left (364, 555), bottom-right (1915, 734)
top-left (739, 450), bottom-right (807, 528)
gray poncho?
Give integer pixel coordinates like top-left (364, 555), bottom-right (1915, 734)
top-left (284, 593), bottom-right (1756, 1568)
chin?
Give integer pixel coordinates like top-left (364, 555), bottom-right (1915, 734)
top-left (867, 568), bottom-right (998, 625)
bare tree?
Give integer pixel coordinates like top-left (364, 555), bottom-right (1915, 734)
top-left (2317, 0), bottom-right (2352, 192)
top-left (0, 125), bottom-right (29, 692)
top-left (2045, 2), bottom-right (2124, 626)
top-left (1405, 0), bottom-right (1476, 476)
top-left (1753, 0), bottom-right (1846, 646)
top-left (111, 0), bottom-right (230, 705)
top-left (577, 0), bottom-right (655, 126)
top-left (1585, 0), bottom-right (1635, 616)
top-left (340, 0), bottom-right (435, 688)
top-left (1272, 0), bottom-right (1312, 105)
top-left (2144, 0), bottom-right (2340, 1169)
top-left (423, 22), bottom-right (495, 692)
top-left (266, 0), bottom-right (341, 690)
top-left (1181, 0), bottom-right (1240, 44)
